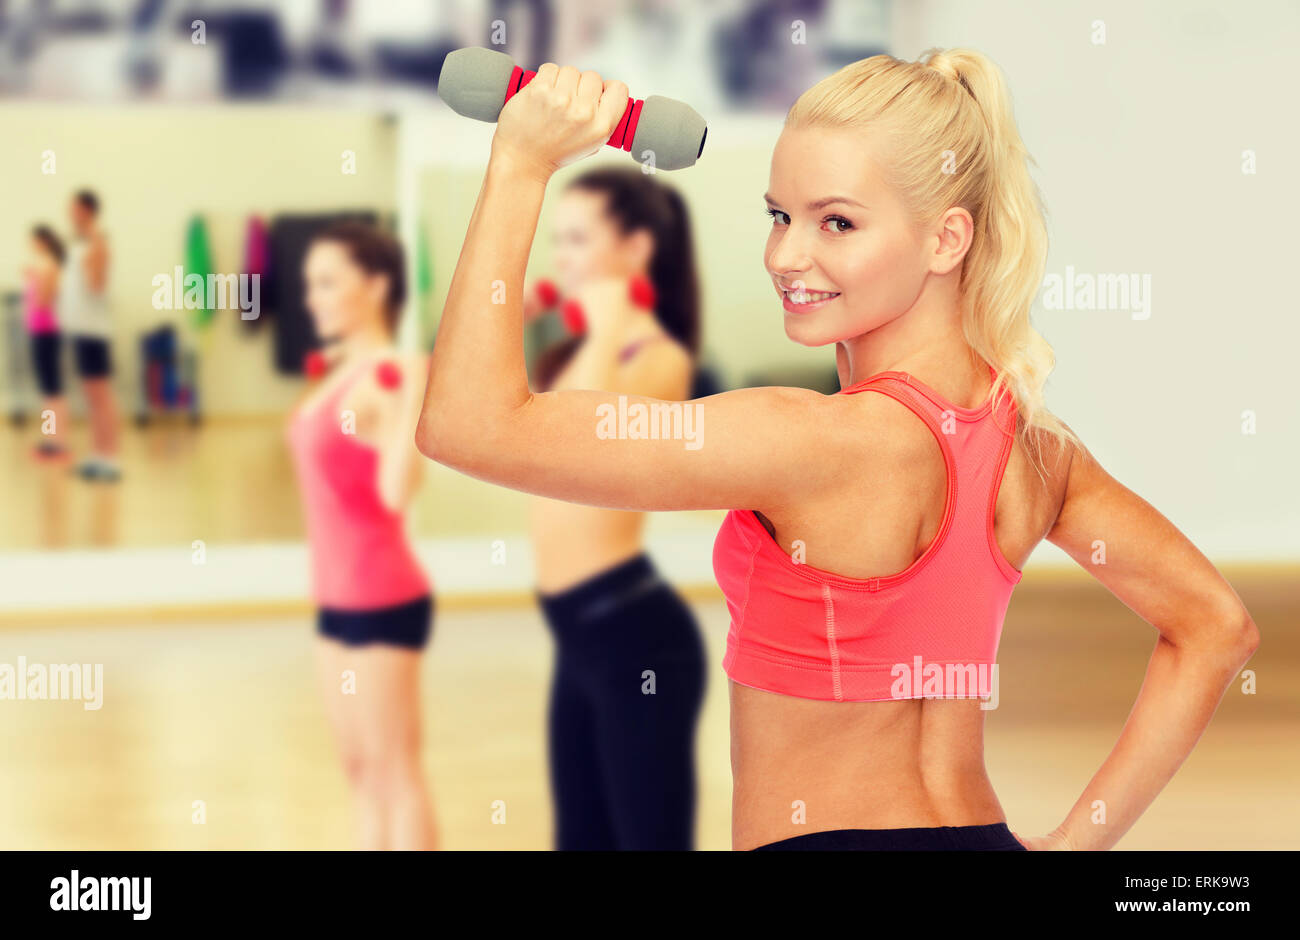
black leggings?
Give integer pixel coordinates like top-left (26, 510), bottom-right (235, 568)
top-left (538, 554), bottom-right (706, 850)
top-left (754, 822), bottom-right (1027, 851)
top-left (31, 332), bottom-right (63, 397)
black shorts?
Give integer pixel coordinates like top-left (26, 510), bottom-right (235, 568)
top-left (317, 594), bottom-right (433, 650)
top-left (753, 823), bottom-right (1027, 851)
top-left (30, 332), bottom-right (63, 397)
top-left (73, 336), bottom-right (112, 378)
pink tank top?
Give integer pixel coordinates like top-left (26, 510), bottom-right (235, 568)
top-left (713, 364), bottom-right (1021, 702)
top-left (286, 361), bottom-right (430, 610)
top-left (24, 273), bottom-right (57, 334)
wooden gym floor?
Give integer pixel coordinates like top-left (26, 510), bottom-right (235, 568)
top-left (1, 568), bottom-right (1295, 850)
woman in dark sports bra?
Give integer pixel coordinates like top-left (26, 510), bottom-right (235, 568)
top-left (526, 167), bottom-right (707, 850)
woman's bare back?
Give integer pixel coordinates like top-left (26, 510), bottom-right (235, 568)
top-left (730, 368), bottom-right (1073, 849)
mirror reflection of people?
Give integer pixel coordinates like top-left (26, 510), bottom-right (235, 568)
top-left (24, 225), bottom-right (68, 461)
top-left (286, 221), bottom-right (438, 850)
top-left (420, 52), bottom-right (1260, 852)
top-left (63, 190), bottom-right (122, 482)
top-left (528, 168), bottom-right (706, 850)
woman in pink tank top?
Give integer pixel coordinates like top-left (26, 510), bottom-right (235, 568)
top-left (286, 221), bottom-right (437, 850)
top-left (24, 225), bottom-right (70, 462)
top-left (419, 51), bottom-right (1259, 851)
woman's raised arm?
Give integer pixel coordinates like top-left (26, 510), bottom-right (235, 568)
top-left (418, 64), bottom-right (856, 513)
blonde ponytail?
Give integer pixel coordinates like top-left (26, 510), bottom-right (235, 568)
top-left (786, 48), bottom-right (1081, 478)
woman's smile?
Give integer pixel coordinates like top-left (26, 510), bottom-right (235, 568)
top-left (781, 286), bottom-right (841, 313)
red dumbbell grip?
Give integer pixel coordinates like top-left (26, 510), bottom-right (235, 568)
top-left (505, 66), bottom-right (643, 153)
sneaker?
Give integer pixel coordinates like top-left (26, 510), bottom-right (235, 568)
top-left (96, 461), bottom-right (122, 483)
top-left (72, 457), bottom-right (122, 483)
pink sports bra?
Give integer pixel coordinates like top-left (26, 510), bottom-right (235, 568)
top-left (713, 364), bottom-right (1021, 703)
top-left (286, 360), bottom-right (430, 610)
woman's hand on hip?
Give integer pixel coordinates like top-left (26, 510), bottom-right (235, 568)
top-left (1012, 827), bottom-right (1076, 850)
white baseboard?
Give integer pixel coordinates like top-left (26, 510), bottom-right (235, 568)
top-left (0, 524), bottom-right (1282, 617)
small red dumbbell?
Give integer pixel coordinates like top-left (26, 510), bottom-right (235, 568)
top-left (533, 279), bottom-right (561, 308)
top-left (524, 279), bottom-right (562, 323)
top-left (304, 350), bottom-right (328, 380)
top-left (375, 360), bottom-right (402, 390)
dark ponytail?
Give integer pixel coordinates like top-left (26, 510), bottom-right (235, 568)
top-left (32, 225), bottom-right (66, 265)
top-left (534, 168), bottom-right (699, 389)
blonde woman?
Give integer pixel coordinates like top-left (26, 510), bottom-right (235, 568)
top-left (419, 50), bottom-right (1259, 851)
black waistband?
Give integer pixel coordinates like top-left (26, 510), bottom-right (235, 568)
top-left (537, 553), bottom-right (666, 627)
top-left (754, 823), bottom-right (1024, 852)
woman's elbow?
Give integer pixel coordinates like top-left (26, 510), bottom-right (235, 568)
top-left (1207, 612), bottom-right (1261, 670)
top-left (416, 408), bottom-right (479, 470)
top-left (415, 412), bottom-right (448, 464)
top-left (377, 465), bottom-right (419, 515)
top-left (1234, 616), bottom-right (1261, 660)
top-left (1165, 604), bottom-right (1260, 665)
